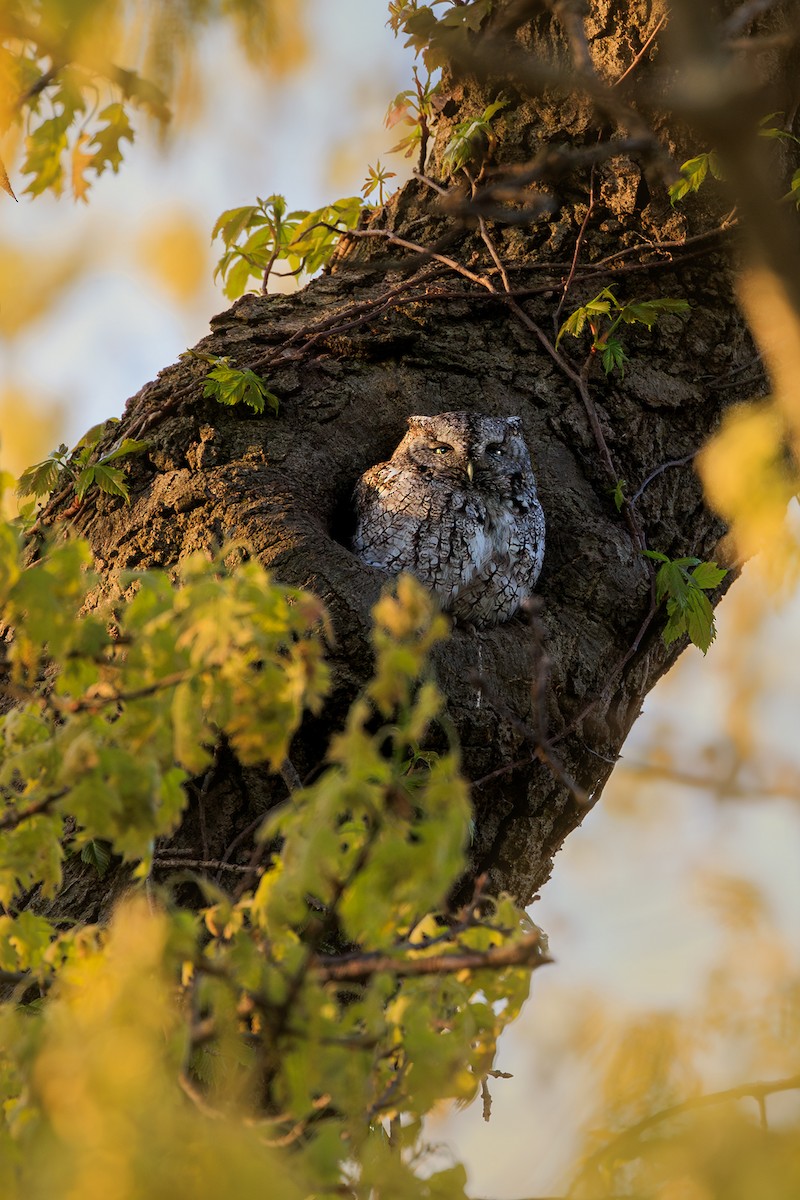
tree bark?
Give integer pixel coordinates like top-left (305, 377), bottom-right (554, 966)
top-left (38, 0), bottom-right (799, 910)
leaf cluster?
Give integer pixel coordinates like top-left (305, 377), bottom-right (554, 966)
top-left (184, 351), bottom-right (280, 415)
top-left (441, 96), bottom-right (508, 175)
top-left (361, 159), bottom-right (398, 207)
top-left (387, 0), bottom-right (493, 69)
top-left (16, 421), bottom-right (147, 505)
top-left (644, 550), bottom-right (728, 654)
top-left (0, 522), bottom-right (539, 1196)
top-left (557, 287), bottom-right (691, 375)
top-left (2, 0), bottom-right (301, 202)
top-left (0, 526), bottom-right (329, 901)
top-left (212, 193), bottom-right (362, 299)
top-left (1, 19), bottom-right (169, 202)
top-left (385, 66), bottom-right (440, 159)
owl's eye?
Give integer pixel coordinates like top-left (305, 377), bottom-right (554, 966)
top-left (486, 443), bottom-right (505, 456)
top-left (431, 444), bottom-right (452, 454)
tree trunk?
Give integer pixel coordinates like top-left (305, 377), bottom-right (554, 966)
top-left (39, 0), bottom-right (797, 911)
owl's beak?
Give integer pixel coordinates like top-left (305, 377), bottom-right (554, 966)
top-left (466, 459), bottom-right (475, 483)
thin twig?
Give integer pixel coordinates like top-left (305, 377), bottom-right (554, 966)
top-left (552, 0), bottom-right (594, 75)
top-left (550, 598), bottom-right (659, 744)
top-left (412, 169), bottom-right (451, 196)
top-left (339, 227), bottom-right (494, 291)
top-left (553, 165), bottom-right (596, 330)
top-left (0, 792), bottom-right (64, 833)
top-left (629, 451), bottom-right (698, 508)
top-left (15, 64), bottom-right (62, 111)
top-left (613, 13), bottom-right (668, 87)
top-left (152, 857), bottom-right (259, 873)
top-left (50, 670), bottom-right (192, 715)
top-left (578, 1073), bottom-right (800, 1180)
top-left (618, 758), bottom-right (800, 802)
top-left (280, 758), bottom-right (302, 792)
top-left (478, 215), bottom-right (511, 293)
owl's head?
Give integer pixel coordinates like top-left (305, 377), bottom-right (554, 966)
top-left (398, 411), bottom-right (532, 485)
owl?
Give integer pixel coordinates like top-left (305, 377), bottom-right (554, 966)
top-left (352, 411), bottom-right (545, 627)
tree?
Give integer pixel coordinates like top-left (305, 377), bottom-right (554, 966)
top-left (2, 2), bottom-right (800, 1197)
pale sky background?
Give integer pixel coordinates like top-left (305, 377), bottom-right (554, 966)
top-left (1, 3), bottom-right (799, 1196)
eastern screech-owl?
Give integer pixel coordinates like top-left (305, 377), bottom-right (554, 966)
top-left (352, 411), bottom-right (545, 627)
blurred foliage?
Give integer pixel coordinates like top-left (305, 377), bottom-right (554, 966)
top-left (0, 240), bottom-right (84, 334)
top-left (700, 266), bottom-right (800, 588)
top-left (0, 0), bottom-right (309, 201)
top-left (0, 391), bottom-right (64, 506)
top-left (0, 516), bottom-right (540, 1198)
top-left (562, 867), bottom-right (800, 1200)
top-left (138, 208), bottom-right (209, 303)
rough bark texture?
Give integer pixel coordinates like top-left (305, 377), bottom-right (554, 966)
top-left (36, 0), bottom-right (791, 914)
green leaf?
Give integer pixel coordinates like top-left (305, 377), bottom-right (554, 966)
top-left (600, 337), bottom-right (627, 375)
top-left (669, 152), bottom-right (721, 205)
top-left (556, 290), bottom-right (615, 346)
top-left (758, 113), bottom-right (800, 145)
top-left (22, 114), bottom-right (69, 197)
top-left (101, 438), bottom-right (149, 464)
top-left (74, 464), bottom-right (130, 502)
top-left (684, 586), bottom-right (715, 653)
top-left (16, 446), bottom-right (69, 499)
top-left (211, 205), bottom-right (264, 245)
top-left (618, 298), bottom-right (690, 327)
top-left (648, 550), bottom-right (725, 653)
top-left (89, 102), bottom-right (135, 175)
top-left (0, 910), bottom-right (54, 971)
top-left (786, 167), bottom-right (800, 209)
top-left (611, 479), bottom-right (627, 512)
top-left (80, 839), bottom-right (112, 877)
top-left (690, 561), bottom-right (728, 589)
top-left (556, 305), bottom-right (591, 345)
top-left (440, 0), bottom-right (493, 32)
top-left (202, 358), bottom-right (279, 414)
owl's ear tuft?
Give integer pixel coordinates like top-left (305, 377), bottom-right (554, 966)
top-left (408, 414), bottom-right (434, 429)
top-left (506, 416), bottom-right (523, 433)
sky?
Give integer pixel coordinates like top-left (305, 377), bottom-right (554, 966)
top-left (2, 4), bottom-right (799, 1195)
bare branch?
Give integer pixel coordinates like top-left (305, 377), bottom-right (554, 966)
top-left (0, 792), bottom-right (64, 833)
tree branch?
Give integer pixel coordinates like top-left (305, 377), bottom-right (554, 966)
top-left (313, 931), bottom-right (546, 984)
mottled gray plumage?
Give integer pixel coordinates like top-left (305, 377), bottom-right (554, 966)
top-left (352, 412), bottom-right (545, 627)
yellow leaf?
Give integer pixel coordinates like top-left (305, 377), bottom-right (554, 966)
top-left (0, 152), bottom-right (16, 201)
top-left (699, 266), bottom-right (800, 585)
top-left (71, 131), bottom-right (94, 203)
top-left (698, 400), bottom-right (796, 582)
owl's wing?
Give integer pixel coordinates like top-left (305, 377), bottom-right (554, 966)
top-left (352, 463), bottom-right (429, 574)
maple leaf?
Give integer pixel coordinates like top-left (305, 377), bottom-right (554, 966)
top-left (89, 102), bottom-right (134, 176)
top-left (71, 132), bottom-right (94, 203)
